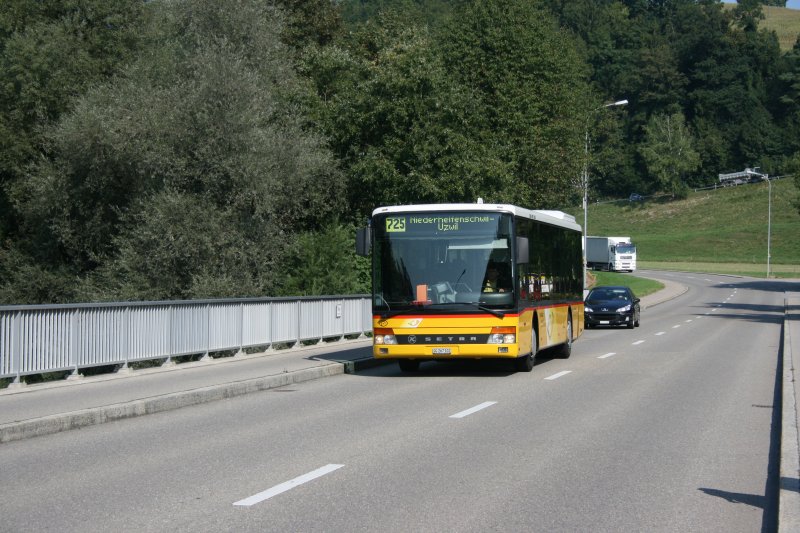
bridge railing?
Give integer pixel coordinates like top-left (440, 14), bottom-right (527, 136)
top-left (0, 295), bottom-right (372, 383)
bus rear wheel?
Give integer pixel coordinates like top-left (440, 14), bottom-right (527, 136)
top-left (398, 360), bottom-right (420, 372)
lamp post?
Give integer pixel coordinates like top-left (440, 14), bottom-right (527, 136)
top-left (766, 174), bottom-right (772, 278)
top-left (583, 99), bottom-right (628, 292)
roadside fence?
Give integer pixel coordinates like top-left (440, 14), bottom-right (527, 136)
top-left (0, 295), bottom-right (372, 385)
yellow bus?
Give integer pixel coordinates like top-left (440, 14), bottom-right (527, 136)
top-left (356, 202), bottom-right (584, 372)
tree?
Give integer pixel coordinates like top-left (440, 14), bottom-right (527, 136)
top-left (305, 11), bottom-right (497, 221)
top-left (5, 0), bottom-right (345, 303)
top-left (280, 223), bottom-right (370, 296)
top-left (439, 0), bottom-right (591, 208)
top-left (639, 111), bottom-right (700, 196)
top-left (0, 0), bottom-right (147, 239)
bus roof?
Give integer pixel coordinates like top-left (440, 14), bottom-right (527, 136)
top-left (371, 203), bottom-right (582, 232)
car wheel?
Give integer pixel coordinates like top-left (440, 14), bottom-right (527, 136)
top-left (627, 317), bottom-right (634, 329)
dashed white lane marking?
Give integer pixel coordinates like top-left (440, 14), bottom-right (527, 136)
top-left (234, 464), bottom-right (345, 507)
top-left (655, 332), bottom-right (666, 336)
top-left (685, 319), bottom-right (693, 323)
top-left (632, 340), bottom-right (645, 346)
top-left (545, 371), bottom-right (573, 381)
top-left (672, 325), bottom-right (681, 329)
top-left (598, 352), bottom-right (616, 359)
top-left (450, 401), bottom-right (497, 419)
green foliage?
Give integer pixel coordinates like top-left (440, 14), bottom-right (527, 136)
top-left (339, 0), bottom-right (456, 27)
top-left (280, 223), bottom-right (370, 296)
top-left (3, 0), bottom-right (345, 303)
top-left (306, 13), bottom-right (502, 221)
top-left (0, 0), bottom-right (148, 236)
top-left (592, 271), bottom-right (663, 298)
top-left (440, 0), bottom-right (590, 208)
top-left (82, 192), bottom-right (283, 301)
top-left (308, 0), bottom-right (591, 221)
top-left (0, 243), bottom-right (77, 304)
top-left (639, 112), bottom-right (700, 195)
top-left (273, 0), bottom-right (342, 49)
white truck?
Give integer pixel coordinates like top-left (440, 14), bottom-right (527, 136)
top-left (586, 236), bottom-right (637, 272)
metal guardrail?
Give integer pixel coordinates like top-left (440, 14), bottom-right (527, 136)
top-left (0, 295), bottom-right (372, 383)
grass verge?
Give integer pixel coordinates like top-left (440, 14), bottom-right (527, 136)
top-left (591, 271), bottom-right (664, 297)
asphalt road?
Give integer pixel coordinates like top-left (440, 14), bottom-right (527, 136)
top-left (0, 272), bottom-right (791, 532)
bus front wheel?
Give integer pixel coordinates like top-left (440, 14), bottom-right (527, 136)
top-left (515, 329), bottom-right (537, 372)
top-left (556, 314), bottom-right (573, 359)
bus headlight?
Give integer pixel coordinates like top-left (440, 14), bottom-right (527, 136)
top-left (374, 328), bottom-right (397, 345)
top-left (488, 327), bottom-right (515, 344)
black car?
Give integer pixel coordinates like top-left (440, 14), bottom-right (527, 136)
top-left (584, 285), bottom-right (640, 329)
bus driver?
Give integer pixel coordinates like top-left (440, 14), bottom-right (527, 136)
top-left (482, 263), bottom-right (509, 293)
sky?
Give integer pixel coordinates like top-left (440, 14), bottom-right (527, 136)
top-left (722, 1), bottom-right (800, 8)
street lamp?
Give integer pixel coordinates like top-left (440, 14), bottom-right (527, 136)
top-left (765, 174), bottom-right (772, 278)
top-left (583, 99), bottom-right (628, 291)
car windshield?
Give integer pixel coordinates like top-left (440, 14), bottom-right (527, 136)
top-left (588, 288), bottom-right (630, 301)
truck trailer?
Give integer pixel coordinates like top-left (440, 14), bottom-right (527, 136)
top-left (586, 236), bottom-right (637, 272)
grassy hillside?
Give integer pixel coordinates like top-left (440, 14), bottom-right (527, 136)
top-left (763, 5), bottom-right (800, 51)
top-left (564, 178), bottom-right (800, 278)
top-left (723, 4), bottom-right (800, 51)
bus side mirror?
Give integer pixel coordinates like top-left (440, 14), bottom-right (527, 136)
top-left (516, 237), bottom-right (529, 264)
top-left (356, 227), bottom-right (371, 256)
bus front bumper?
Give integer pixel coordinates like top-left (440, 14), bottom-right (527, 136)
top-left (373, 344), bottom-right (520, 359)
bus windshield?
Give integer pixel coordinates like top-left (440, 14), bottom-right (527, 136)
top-left (373, 212), bottom-right (515, 313)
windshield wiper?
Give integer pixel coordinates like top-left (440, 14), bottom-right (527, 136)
top-left (426, 301), bottom-right (506, 318)
top-left (379, 300), bottom-right (505, 319)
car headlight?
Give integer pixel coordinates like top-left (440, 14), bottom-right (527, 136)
top-left (618, 304), bottom-right (631, 313)
top-left (584, 306), bottom-right (593, 313)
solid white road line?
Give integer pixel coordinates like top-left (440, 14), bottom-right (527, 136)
top-left (450, 401), bottom-right (497, 419)
top-left (598, 352), bottom-right (616, 359)
top-left (234, 464), bottom-right (345, 507)
top-left (545, 371), bottom-right (572, 381)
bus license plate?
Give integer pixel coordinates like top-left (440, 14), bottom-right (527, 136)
top-left (432, 348), bottom-right (451, 355)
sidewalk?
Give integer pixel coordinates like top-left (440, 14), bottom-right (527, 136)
top-left (780, 293), bottom-right (800, 532)
top-left (0, 279), bottom-right (688, 444)
top-left (0, 339), bottom-right (377, 443)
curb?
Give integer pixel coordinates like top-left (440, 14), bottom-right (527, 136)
top-left (0, 362), bottom-right (346, 444)
top-left (780, 294), bottom-right (800, 532)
